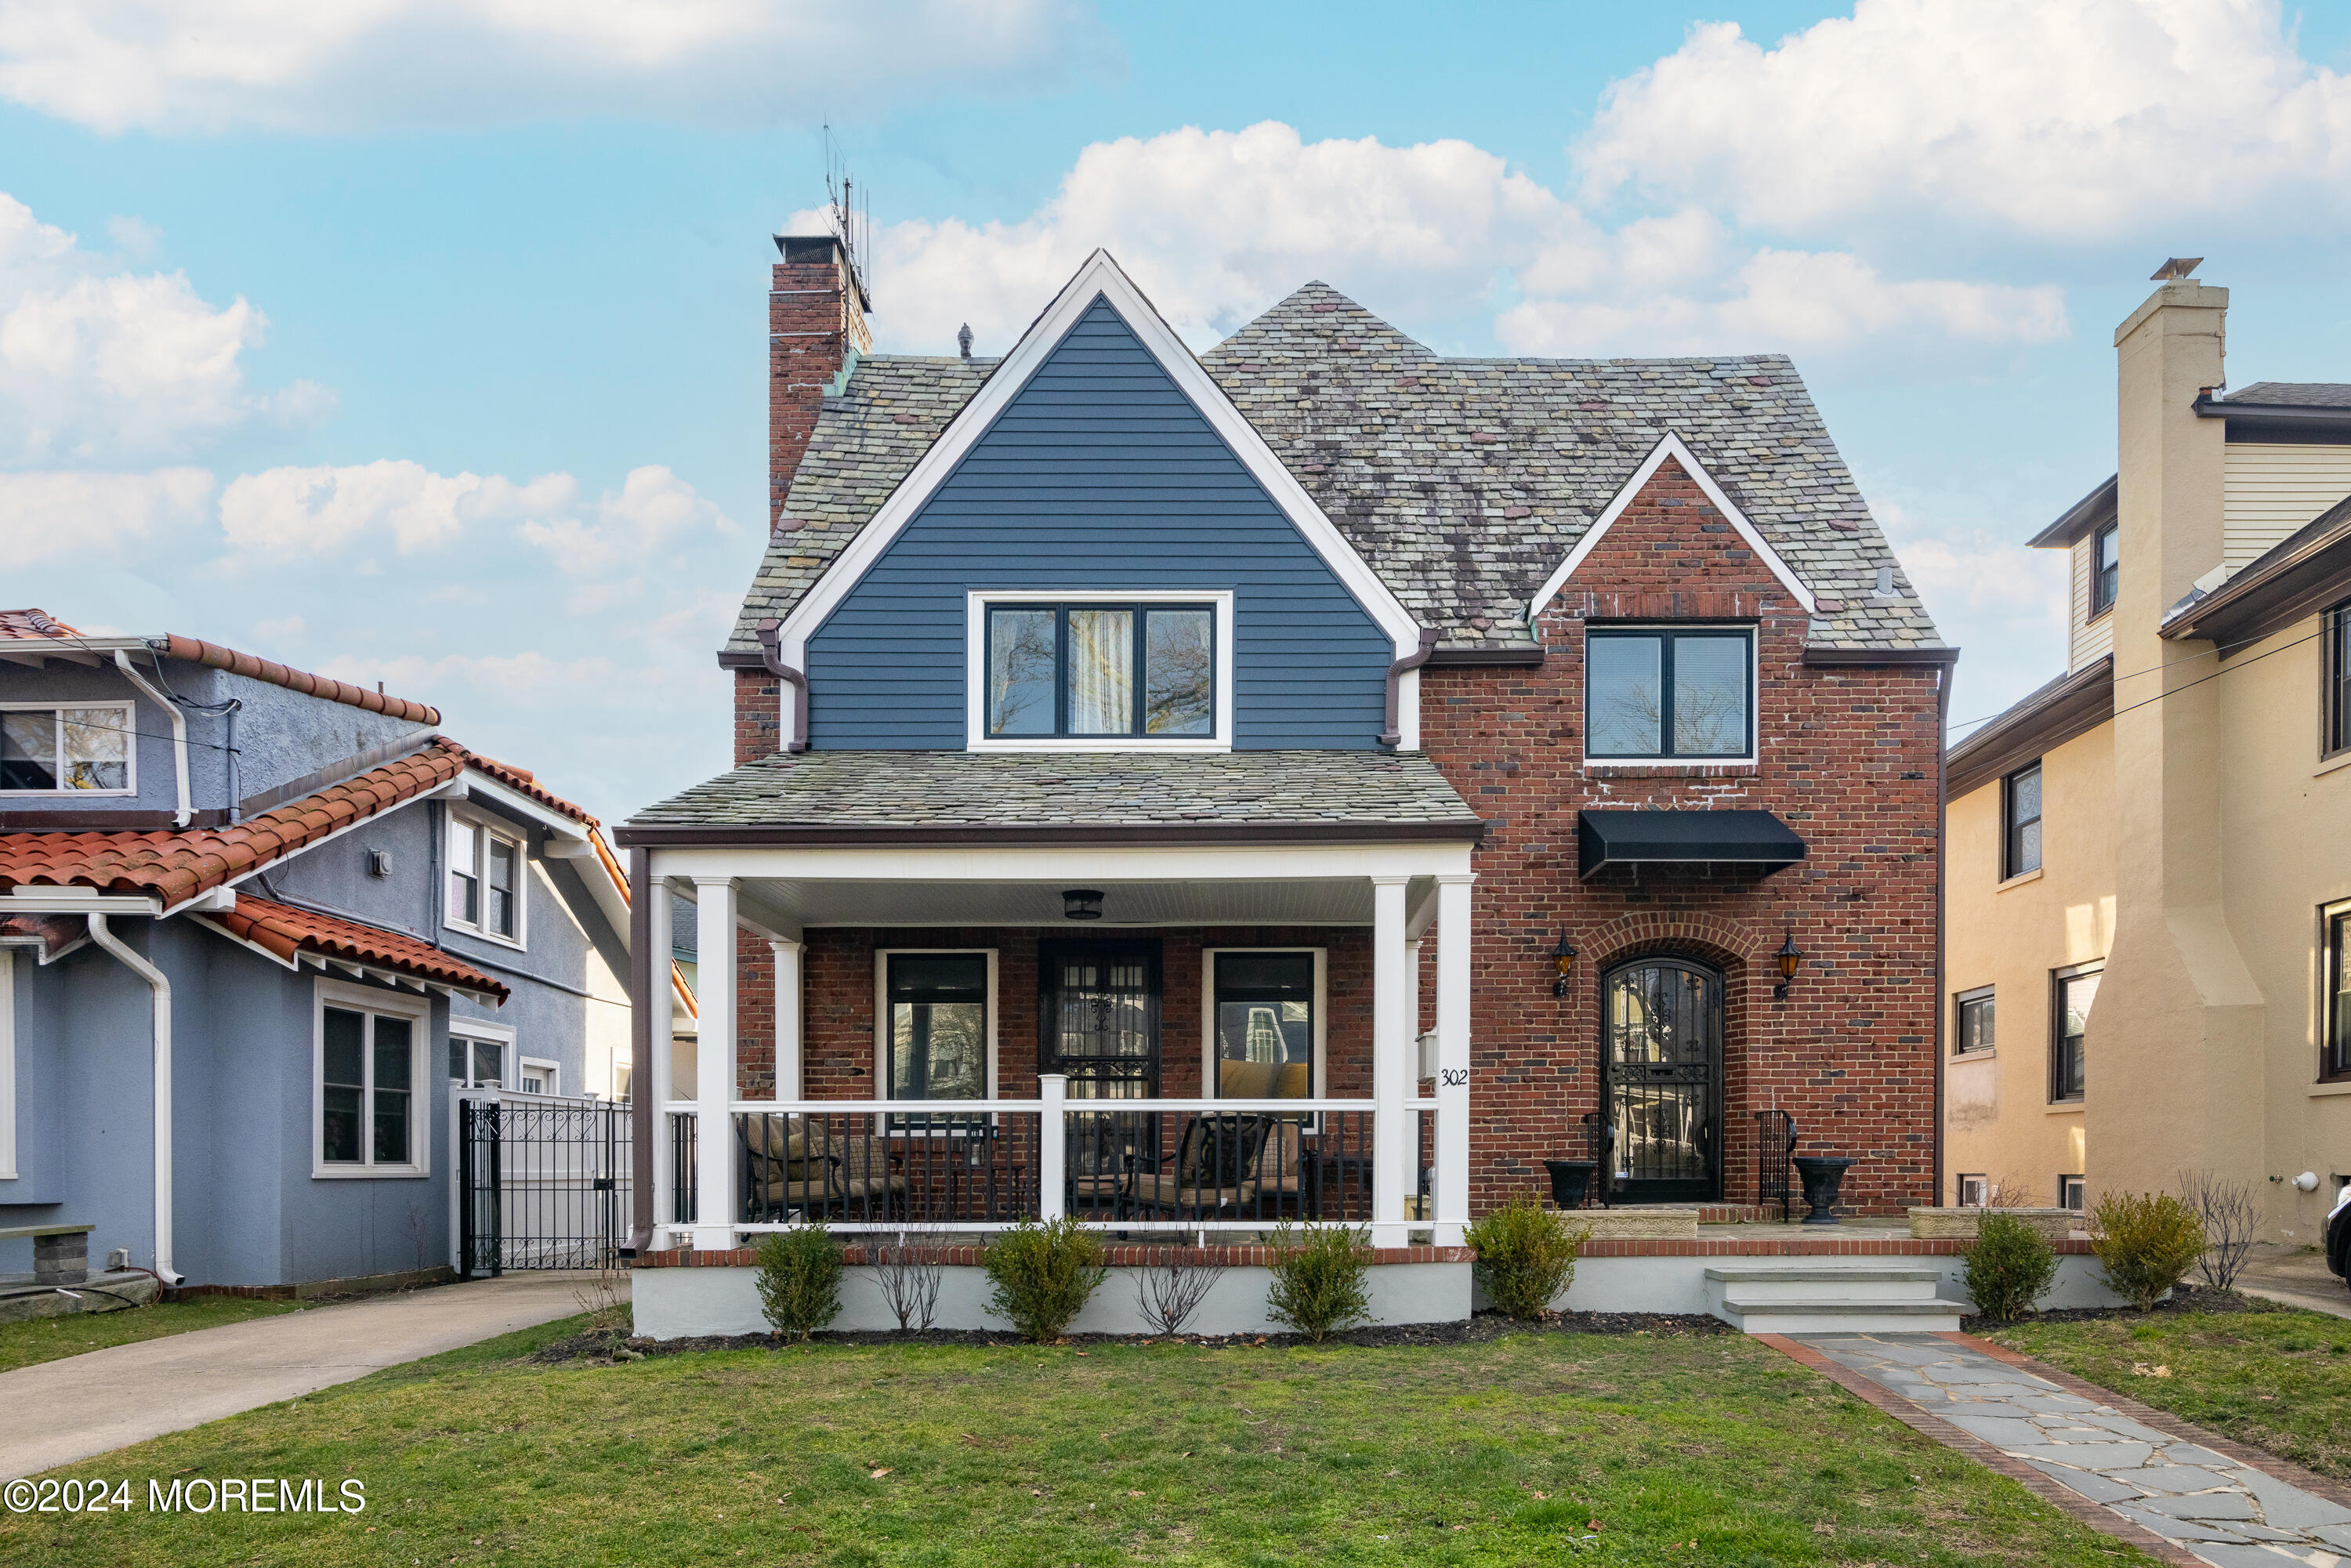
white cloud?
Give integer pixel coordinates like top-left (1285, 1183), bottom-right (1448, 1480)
top-left (324, 649), bottom-right (618, 711)
top-left (516, 463), bottom-right (733, 577)
top-left (219, 458), bottom-right (514, 554)
top-left (0, 0), bottom-right (1110, 133)
top-left (1578, 0), bottom-right (2351, 242)
top-left (252, 613), bottom-right (303, 638)
top-left (0, 465), bottom-right (213, 561)
top-left (0, 192), bottom-right (324, 462)
top-left (855, 121), bottom-right (2070, 367)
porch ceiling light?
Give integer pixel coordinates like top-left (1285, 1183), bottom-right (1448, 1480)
top-left (1774, 925), bottom-right (1804, 1000)
top-left (1551, 932), bottom-right (1578, 998)
top-left (1062, 889), bottom-right (1104, 921)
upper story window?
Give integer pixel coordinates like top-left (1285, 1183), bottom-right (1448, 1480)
top-left (0, 703), bottom-right (132, 794)
top-left (2324, 603), bottom-right (2351, 761)
top-left (968, 592), bottom-right (1231, 750)
top-left (2003, 762), bottom-right (2043, 878)
top-left (1954, 986), bottom-right (1995, 1056)
top-left (2091, 520), bottom-right (2119, 616)
top-left (448, 814), bottom-right (525, 947)
top-left (2324, 902), bottom-right (2351, 1081)
top-left (1585, 626), bottom-right (1754, 760)
top-left (2051, 965), bottom-right (2098, 1104)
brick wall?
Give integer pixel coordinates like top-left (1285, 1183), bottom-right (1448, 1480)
top-left (1420, 458), bottom-right (1943, 1215)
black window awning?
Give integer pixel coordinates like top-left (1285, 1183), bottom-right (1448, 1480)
top-left (1577, 809), bottom-right (1807, 879)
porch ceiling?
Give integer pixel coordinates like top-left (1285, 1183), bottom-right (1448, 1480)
top-left (715, 875), bottom-right (1394, 929)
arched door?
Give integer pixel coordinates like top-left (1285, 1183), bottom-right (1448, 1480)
top-left (1601, 957), bottom-right (1722, 1203)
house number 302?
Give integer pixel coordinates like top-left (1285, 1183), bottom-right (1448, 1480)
top-left (1439, 1069), bottom-right (1469, 1088)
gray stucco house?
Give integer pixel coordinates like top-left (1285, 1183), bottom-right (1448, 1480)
top-left (0, 609), bottom-right (638, 1289)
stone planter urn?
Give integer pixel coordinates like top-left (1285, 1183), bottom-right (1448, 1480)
top-left (1543, 1159), bottom-right (1596, 1212)
top-left (1791, 1156), bottom-right (1854, 1226)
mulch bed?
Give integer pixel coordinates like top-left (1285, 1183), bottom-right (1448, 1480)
top-left (532, 1308), bottom-right (1729, 1364)
top-left (1962, 1283), bottom-right (2290, 1333)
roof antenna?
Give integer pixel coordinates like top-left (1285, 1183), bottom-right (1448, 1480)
top-left (823, 124), bottom-right (872, 308)
top-left (957, 323), bottom-right (973, 360)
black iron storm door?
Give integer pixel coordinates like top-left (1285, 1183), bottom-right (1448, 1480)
top-left (1600, 957), bottom-right (1723, 1203)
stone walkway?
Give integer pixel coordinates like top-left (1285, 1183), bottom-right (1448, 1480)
top-left (1788, 1332), bottom-right (2351, 1567)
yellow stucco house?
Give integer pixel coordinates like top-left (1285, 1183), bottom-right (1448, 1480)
top-left (1943, 266), bottom-right (2351, 1245)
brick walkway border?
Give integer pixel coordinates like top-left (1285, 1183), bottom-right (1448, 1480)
top-left (1756, 1334), bottom-right (2205, 1567)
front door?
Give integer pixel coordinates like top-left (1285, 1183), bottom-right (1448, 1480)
top-left (1601, 958), bottom-right (1722, 1203)
top-left (1041, 941), bottom-right (1161, 1189)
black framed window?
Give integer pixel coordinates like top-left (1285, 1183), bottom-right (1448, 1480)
top-left (2051, 967), bottom-right (2097, 1103)
top-left (1213, 951), bottom-right (1315, 1099)
top-left (2324, 603), bottom-right (2351, 760)
top-left (985, 603), bottom-right (1215, 738)
top-left (1954, 987), bottom-right (1994, 1056)
top-left (2004, 762), bottom-right (2043, 878)
top-left (886, 953), bottom-right (988, 1102)
top-left (1585, 627), bottom-right (1754, 759)
top-left (2326, 908), bottom-right (2351, 1081)
top-left (2091, 521), bottom-right (2119, 616)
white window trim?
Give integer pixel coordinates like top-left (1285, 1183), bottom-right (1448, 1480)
top-left (964, 590), bottom-right (1236, 753)
top-left (448, 1016), bottom-right (516, 1088)
top-left (1581, 622), bottom-right (1761, 767)
top-left (517, 1056), bottom-right (560, 1095)
top-left (312, 977), bottom-right (431, 1179)
top-left (1956, 1173), bottom-right (1990, 1208)
top-left (0, 701), bottom-right (137, 797)
top-left (0, 949), bottom-right (15, 1179)
top-left (446, 809), bottom-right (529, 951)
top-left (874, 948), bottom-right (999, 1103)
top-left (1201, 947), bottom-right (1328, 1099)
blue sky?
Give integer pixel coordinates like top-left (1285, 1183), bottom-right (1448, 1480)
top-left (5, 0), bottom-right (2351, 820)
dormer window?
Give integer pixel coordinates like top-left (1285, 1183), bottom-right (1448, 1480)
top-left (966, 592), bottom-right (1232, 750)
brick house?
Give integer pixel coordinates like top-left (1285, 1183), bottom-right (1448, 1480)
top-left (618, 242), bottom-right (1952, 1261)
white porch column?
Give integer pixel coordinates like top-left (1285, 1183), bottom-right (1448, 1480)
top-left (1433, 874), bottom-right (1475, 1247)
top-left (692, 877), bottom-right (737, 1251)
top-left (1038, 1074), bottom-right (1068, 1222)
top-left (1371, 875), bottom-right (1413, 1246)
top-left (647, 882), bottom-right (675, 1239)
top-left (769, 936), bottom-right (803, 1100)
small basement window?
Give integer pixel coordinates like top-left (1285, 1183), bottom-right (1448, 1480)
top-left (2058, 1175), bottom-right (2086, 1212)
top-left (0, 703), bottom-right (132, 793)
top-left (1585, 627), bottom-right (1754, 760)
top-left (1957, 1174), bottom-right (1990, 1208)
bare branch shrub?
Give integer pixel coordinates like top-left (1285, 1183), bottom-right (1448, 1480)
top-left (2177, 1170), bottom-right (2262, 1291)
top-left (1133, 1248), bottom-right (1227, 1337)
top-left (571, 1263), bottom-right (629, 1328)
top-left (1983, 1174), bottom-right (2043, 1210)
top-left (871, 1233), bottom-right (947, 1333)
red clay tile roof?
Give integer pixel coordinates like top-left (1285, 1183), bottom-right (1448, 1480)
top-left (0, 738), bottom-right (467, 907)
top-left (458, 749), bottom-right (596, 825)
top-left (156, 632), bottom-right (439, 726)
top-left (197, 893), bottom-right (508, 1001)
top-left (0, 608), bottom-right (82, 640)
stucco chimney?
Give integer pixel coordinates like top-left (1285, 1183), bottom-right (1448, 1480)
top-left (769, 234), bottom-right (871, 534)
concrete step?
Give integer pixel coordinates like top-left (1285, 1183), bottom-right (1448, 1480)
top-left (1714, 1295), bottom-right (1969, 1334)
top-left (1704, 1266), bottom-right (1946, 1303)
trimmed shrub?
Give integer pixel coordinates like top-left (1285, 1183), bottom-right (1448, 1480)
top-left (983, 1216), bottom-right (1109, 1342)
top-left (1963, 1211), bottom-right (2059, 1323)
top-left (755, 1226), bottom-right (844, 1341)
top-left (1265, 1225), bottom-right (1373, 1342)
top-left (1465, 1193), bottom-right (1586, 1320)
top-left (2092, 1190), bottom-right (2207, 1313)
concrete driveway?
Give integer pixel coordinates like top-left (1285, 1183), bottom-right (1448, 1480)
top-left (0, 1270), bottom-right (617, 1479)
top-left (2233, 1244), bottom-right (2350, 1320)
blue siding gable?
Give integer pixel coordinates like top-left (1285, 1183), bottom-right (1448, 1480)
top-left (805, 295), bottom-right (1394, 749)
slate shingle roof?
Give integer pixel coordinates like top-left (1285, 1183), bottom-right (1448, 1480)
top-left (2224, 382), bottom-right (2351, 408)
top-left (624, 749), bottom-right (1481, 834)
top-left (726, 284), bottom-right (1943, 655)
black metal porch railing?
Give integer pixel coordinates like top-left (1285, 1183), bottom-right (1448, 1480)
top-left (456, 1094), bottom-right (632, 1276)
top-left (1755, 1109), bottom-right (1798, 1222)
top-left (670, 1112), bottom-right (697, 1226)
top-left (737, 1112), bottom-right (1043, 1228)
top-left (1064, 1108), bottom-right (1375, 1226)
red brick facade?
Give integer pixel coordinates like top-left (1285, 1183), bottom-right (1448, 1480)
top-left (1418, 458), bottom-right (1942, 1215)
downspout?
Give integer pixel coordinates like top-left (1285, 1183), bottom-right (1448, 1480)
top-left (112, 651), bottom-right (191, 827)
top-left (754, 620), bottom-right (811, 754)
top-left (1933, 662), bottom-right (1952, 1208)
top-left (85, 915), bottom-right (182, 1284)
top-left (1378, 631), bottom-right (1440, 747)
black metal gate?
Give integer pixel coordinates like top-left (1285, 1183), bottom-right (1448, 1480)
top-left (1600, 957), bottom-right (1723, 1203)
top-left (458, 1093), bottom-right (632, 1277)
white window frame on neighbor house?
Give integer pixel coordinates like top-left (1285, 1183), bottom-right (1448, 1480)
top-left (2058, 1175), bottom-right (2086, 1212)
top-left (447, 810), bottom-right (528, 950)
top-left (312, 978), bottom-right (431, 1179)
top-left (1581, 623), bottom-right (1761, 767)
top-left (0, 949), bottom-right (15, 1179)
top-left (448, 1016), bottom-right (515, 1089)
top-left (1201, 947), bottom-right (1328, 1100)
top-left (874, 948), bottom-right (999, 1109)
top-left (965, 590), bottom-right (1235, 753)
top-left (1957, 1173), bottom-right (1990, 1208)
top-left (0, 701), bottom-right (137, 796)
top-left (518, 1056), bottom-right (560, 1095)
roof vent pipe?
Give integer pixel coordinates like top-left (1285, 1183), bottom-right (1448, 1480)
top-left (958, 323), bottom-right (973, 360)
top-left (84, 914), bottom-right (182, 1284)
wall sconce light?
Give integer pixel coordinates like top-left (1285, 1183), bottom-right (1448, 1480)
top-left (1774, 925), bottom-right (1804, 1000)
top-left (1062, 889), bottom-right (1104, 921)
top-left (1551, 932), bottom-right (1578, 998)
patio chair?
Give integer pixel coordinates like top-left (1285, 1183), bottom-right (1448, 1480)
top-left (1120, 1113), bottom-right (1305, 1222)
top-left (739, 1117), bottom-right (907, 1222)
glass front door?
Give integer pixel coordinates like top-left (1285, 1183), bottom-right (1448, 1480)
top-left (1042, 941), bottom-right (1161, 1190)
top-left (1601, 958), bottom-right (1722, 1202)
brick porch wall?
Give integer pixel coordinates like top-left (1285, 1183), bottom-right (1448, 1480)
top-left (1421, 458), bottom-right (1943, 1215)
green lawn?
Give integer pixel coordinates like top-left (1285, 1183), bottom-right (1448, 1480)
top-left (0, 1296), bottom-right (309, 1374)
top-left (1, 1314), bottom-right (2158, 1568)
top-left (1991, 1303), bottom-right (2351, 1480)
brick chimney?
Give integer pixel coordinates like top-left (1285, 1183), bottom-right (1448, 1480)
top-left (770, 234), bottom-right (870, 533)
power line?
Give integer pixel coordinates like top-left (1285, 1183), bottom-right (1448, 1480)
top-left (1944, 621), bottom-right (2328, 738)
